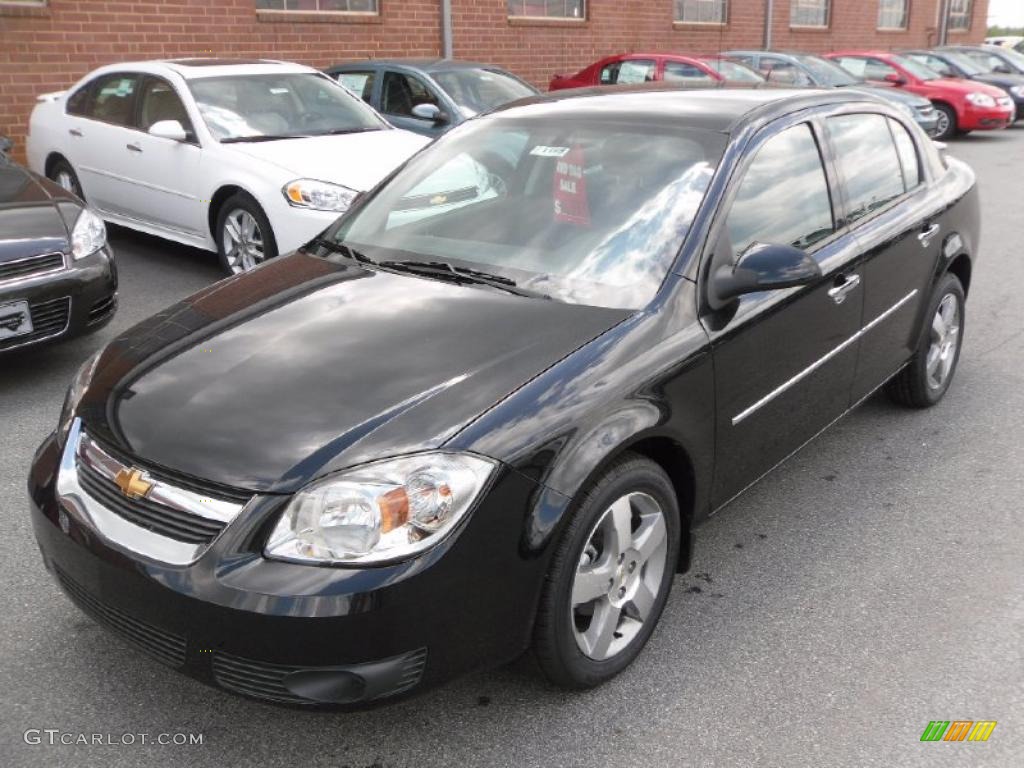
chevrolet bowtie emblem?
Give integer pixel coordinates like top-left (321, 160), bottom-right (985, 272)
top-left (113, 467), bottom-right (152, 500)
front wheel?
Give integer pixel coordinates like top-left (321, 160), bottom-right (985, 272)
top-left (532, 453), bottom-right (680, 689)
top-left (215, 193), bottom-right (278, 275)
top-left (887, 272), bottom-right (965, 408)
top-left (48, 158), bottom-right (84, 201)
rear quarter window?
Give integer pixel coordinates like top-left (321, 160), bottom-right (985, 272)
top-left (827, 113), bottom-right (905, 224)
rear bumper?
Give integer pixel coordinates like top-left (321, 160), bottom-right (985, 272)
top-left (28, 431), bottom-right (546, 707)
top-left (0, 246), bottom-right (116, 353)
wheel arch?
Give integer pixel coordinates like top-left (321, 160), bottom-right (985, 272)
top-left (207, 184), bottom-right (246, 240)
top-left (43, 151), bottom-right (69, 177)
top-left (947, 252), bottom-right (972, 297)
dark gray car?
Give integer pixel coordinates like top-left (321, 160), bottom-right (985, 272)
top-left (724, 50), bottom-right (940, 135)
top-left (325, 59), bottom-right (538, 138)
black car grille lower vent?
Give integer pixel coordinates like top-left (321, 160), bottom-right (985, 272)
top-left (77, 460), bottom-right (227, 544)
top-left (87, 294), bottom-right (116, 325)
top-left (0, 252), bottom-right (64, 282)
top-left (55, 566), bottom-right (186, 669)
top-left (213, 649), bottom-right (428, 706)
top-left (0, 296), bottom-right (70, 350)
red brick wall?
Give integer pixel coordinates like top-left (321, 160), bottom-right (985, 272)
top-left (0, 0), bottom-right (990, 164)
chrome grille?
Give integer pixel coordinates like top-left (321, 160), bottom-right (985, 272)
top-left (55, 566), bottom-right (187, 669)
top-left (0, 252), bottom-right (64, 283)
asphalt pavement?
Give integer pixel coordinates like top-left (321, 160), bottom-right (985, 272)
top-left (1, 127), bottom-right (1022, 768)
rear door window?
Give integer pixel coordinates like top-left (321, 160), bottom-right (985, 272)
top-left (888, 118), bottom-right (921, 190)
top-left (827, 113), bottom-right (906, 224)
top-left (725, 123), bottom-right (835, 259)
top-left (85, 73), bottom-right (139, 126)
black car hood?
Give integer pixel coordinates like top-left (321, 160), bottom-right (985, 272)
top-left (81, 253), bottom-right (629, 493)
top-left (0, 160), bottom-right (71, 261)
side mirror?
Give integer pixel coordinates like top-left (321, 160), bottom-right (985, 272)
top-left (712, 242), bottom-right (822, 305)
top-left (884, 72), bottom-right (907, 85)
top-left (148, 119), bottom-right (188, 141)
top-left (411, 103), bottom-right (448, 124)
top-left (0, 135), bottom-right (11, 157)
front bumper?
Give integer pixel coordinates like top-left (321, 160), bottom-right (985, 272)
top-left (960, 104), bottom-right (1015, 131)
top-left (28, 428), bottom-right (546, 707)
top-left (0, 247), bottom-right (116, 353)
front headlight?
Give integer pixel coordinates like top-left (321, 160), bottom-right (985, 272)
top-left (57, 350), bottom-right (102, 445)
top-left (1010, 85), bottom-right (1024, 98)
top-left (70, 208), bottom-right (106, 260)
top-left (283, 179), bottom-right (358, 212)
top-left (265, 453), bottom-right (497, 565)
top-left (966, 92), bottom-right (997, 108)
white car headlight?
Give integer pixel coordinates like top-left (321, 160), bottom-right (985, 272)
top-left (58, 350), bottom-right (102, 444)
top-left (265, 453), bottom-right (497, 565)
top-left (70, 208), bottom-right (106, 260)
top-left (1010, 85), bottom-right (1024, 98)
top-left (283, 179), bottom-right (358, 213)
top-left (965, 92), bottom-right (997, 108)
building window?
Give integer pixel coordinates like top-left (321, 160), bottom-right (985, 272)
top-left (0, 0), bottom-right (47, 5)
top-left (675, 0), bottom-right (727, 24)
top-left (877, 0), bottom-right (908, 29)
top-left (255, 1), bottom-right (379, 12)
top-left (948, 0), bottom-right (971, 31)
top-left (790, 0), bottom-right (829, 27)
top-left (507, 1), bottom-right (585, 19)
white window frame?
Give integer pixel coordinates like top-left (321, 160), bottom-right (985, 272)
top-left (948, 0), bottom-right (971, 32)
top-left (790, 0), bottom-right (830, 28)
top-left (255, 1), bottom-right (379, 14)
top-left (674, 0), bottom-right (728, 25)
top-left (0, 0), bottom-right (48, 6)
top-left (507, 1), bottom-right (586, 20)
top-left (877, 0), bottom-right (909, 31)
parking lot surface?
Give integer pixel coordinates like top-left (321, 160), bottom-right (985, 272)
top-left (2, 128), bottom-right (1022, 768)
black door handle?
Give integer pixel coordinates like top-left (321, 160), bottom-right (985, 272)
top-left (126, 143), bottom-right (142, 153)
top-left (69, 128), bottom-right (83, 137)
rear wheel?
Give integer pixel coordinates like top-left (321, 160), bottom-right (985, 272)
top-left (215, 193), bottom-right (278, 275)
top-left (532, 454), bottom-right (680, 689)
top-left (48, 158), bottom-right (83, 200)
top-left (933, 103), bottom-right (957, 140)
top-left (887, 272), bottom-right (965, 408)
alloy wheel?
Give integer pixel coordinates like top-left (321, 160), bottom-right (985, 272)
top-left (935, 110), bottom-right (951, 138)
top-left (570, 492), bottom-right (669, 661)
top-left (926, 293), bottom-right (960, 390)
top-left (222, 209), bottom-right (266, 274)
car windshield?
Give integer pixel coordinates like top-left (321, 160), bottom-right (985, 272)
top-left (890, 55), bottom-right (941, 81)
top-left (942, 51), bottom-right (986, 75)
top-left (702, 59), bottom-right (764, 83)
top-left (998, 47), bottom-right (1024, 69)
top-left (793, 55), bottom-right (861, 86)
top-left (430, 68), bottom-right (536, 116)
top-left (188, 73), bottom-right (386, 142)
top-left (327, 117), bottom-right (726, 309)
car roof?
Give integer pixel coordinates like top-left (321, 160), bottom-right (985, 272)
top-left (80, 59), bottom-right (320, 81)
top-left (486, 83), bottom-right (874, 133)
top-left (329, 58), bottom-right (512, 74)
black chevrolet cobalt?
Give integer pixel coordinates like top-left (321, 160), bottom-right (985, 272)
top-left (29, 86), bottom-right (979, 707)
top-left (0, 137), bottom-right (116, 353)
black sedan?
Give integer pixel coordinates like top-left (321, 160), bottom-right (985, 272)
top-left (0, 137), bottom-right (117, 354)
top-left (28, 86), bottom-right (979, 707)
top-left (905, 48), bottom-right (1024, 118)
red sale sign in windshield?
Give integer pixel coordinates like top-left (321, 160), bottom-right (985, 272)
top-left (553, 146), bottom-right (589, 225)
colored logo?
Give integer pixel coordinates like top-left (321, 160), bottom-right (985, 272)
top-left (920, 721), bottom-right (997, 742)
top-left (114, 467), bottom-right (153, 500)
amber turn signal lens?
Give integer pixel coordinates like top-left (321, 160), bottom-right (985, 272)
top-left (378, 488), bottom-right (409, 533)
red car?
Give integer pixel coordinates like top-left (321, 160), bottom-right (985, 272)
top-left (549, 53), bottom-right (763, 91)
top-left (826, 50), bottom-right (1014, 139)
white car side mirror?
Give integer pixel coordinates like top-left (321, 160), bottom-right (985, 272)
top-left (411, 103), bottom-right (447, 124)
top-left (148, 120), bottom-right (188, 142)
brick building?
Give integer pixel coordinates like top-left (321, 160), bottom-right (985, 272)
top-left (1, 1), bottom-right (989, 160)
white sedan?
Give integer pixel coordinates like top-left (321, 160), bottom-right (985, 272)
top-left (26, 59), bottom-right (429, 274)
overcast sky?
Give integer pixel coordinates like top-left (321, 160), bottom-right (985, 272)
top-left (989, 0), bottom-right (1024, 26)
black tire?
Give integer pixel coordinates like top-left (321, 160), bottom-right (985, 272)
top-left (933, 103), bottom-right (957, 141)
top-left (533, 453), bottom-right (680, 689)
top-left (48, 157), bottom-right (84, 201)
top-left (214, 192), bottom-right (278, 275)
top-left (887, 272), bottom-right (965, 408)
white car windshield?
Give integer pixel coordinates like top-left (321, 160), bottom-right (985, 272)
top-left (189, 73), bottom-right (386, 142)
top-left (328, 117), bottom-right (726, 310)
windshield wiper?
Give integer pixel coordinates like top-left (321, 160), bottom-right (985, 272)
top-left (378, 259), bottom-right (549, 299)
top-left (312, 238), bottom-right (377, 265)
top-left (318, 127), bottom-right (382, 136)
top-left (221, 134), bottom-right (311, 144)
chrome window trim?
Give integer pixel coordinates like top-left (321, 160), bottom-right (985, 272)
top-left (732, 289), bottom-right (918, 425)
top-left (56, 419), bottom-right (250, 565)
